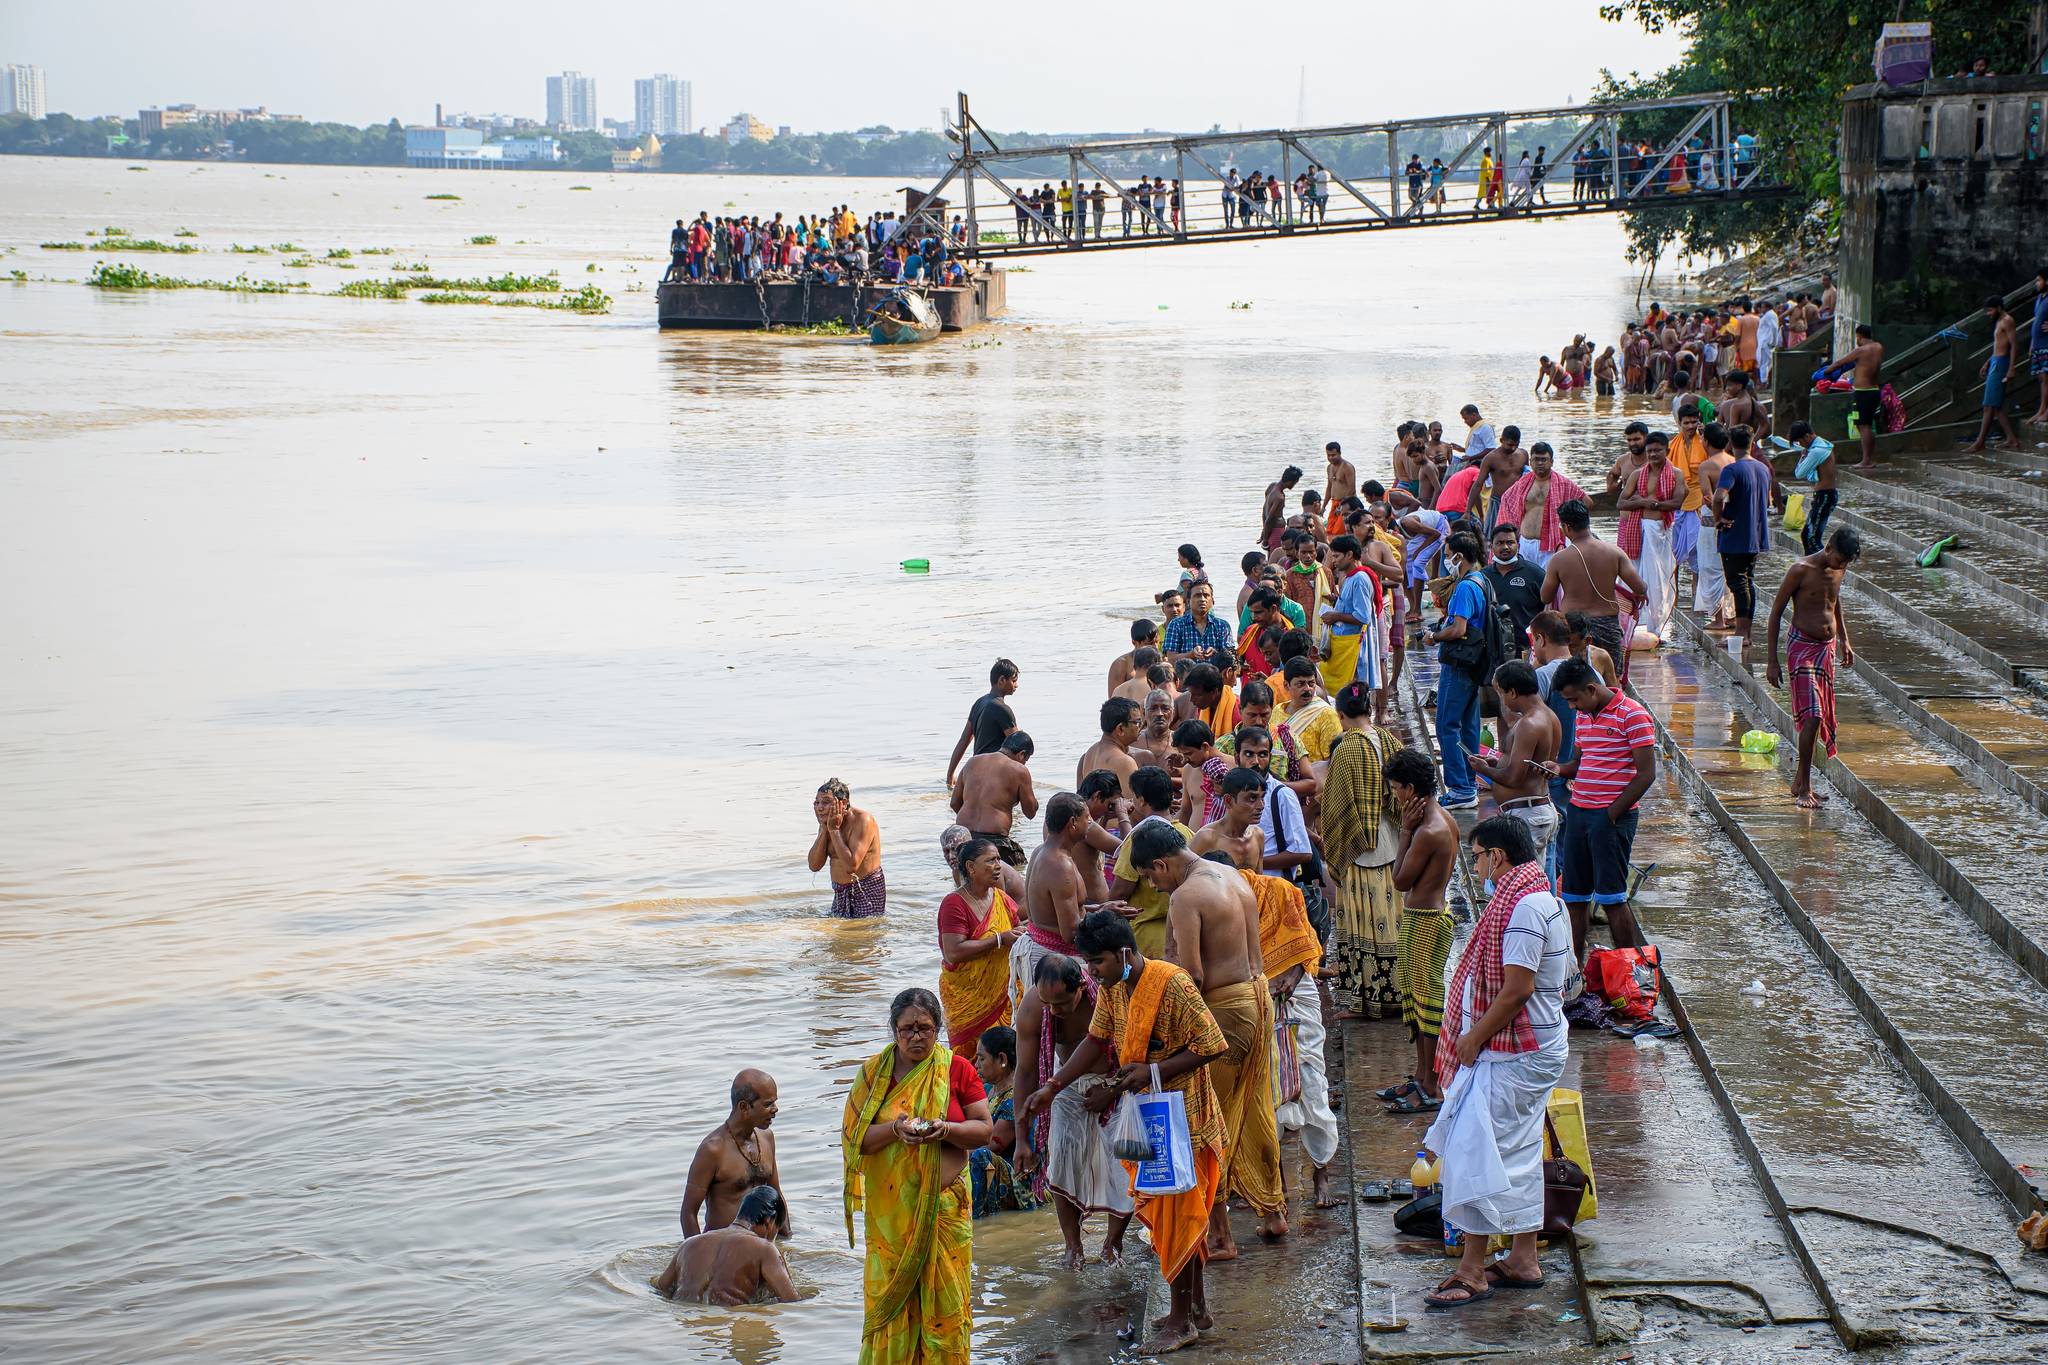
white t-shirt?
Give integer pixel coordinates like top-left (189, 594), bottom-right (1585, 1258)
top-left (1462, 890), bottom-right (1573, 1062)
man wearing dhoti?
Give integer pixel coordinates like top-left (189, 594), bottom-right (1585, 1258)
top-left (1422, 817), bottom-right (1573, 1307)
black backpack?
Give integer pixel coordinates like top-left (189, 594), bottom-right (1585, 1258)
top-left (1438, 571), bottom-right (1518, 680)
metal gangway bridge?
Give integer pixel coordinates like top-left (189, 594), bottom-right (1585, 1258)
top-left (905, 92), bottom-right (1793, 257)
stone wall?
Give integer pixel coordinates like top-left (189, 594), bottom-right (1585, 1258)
top-left (1838, 75), bottom-right (2047, 352)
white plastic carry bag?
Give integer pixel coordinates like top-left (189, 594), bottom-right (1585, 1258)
top-left (1131, 1063), bottom-right (1197, 1196)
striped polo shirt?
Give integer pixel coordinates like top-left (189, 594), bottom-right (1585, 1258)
top-left (1569, 692), bottom-right (1656, 811)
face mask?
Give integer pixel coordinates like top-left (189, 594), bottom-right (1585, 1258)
top-left (1493, 548), bottom-right (1516, 564)
top-left (1119, 950), bottom-right (1136, 985)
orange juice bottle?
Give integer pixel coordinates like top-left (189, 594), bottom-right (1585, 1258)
top-left (1409, 1149), bottom-right (1440, 1190)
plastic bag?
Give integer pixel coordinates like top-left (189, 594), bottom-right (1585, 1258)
top-left (1132, 1064), bottom-right (1198, 1196)
top-left (1740, 729), bottom-right (1779, 754)
top-left (1108, 1088), bottom-right (1152, 1162)
top-left (1783, 492), bottom-right (1807, 531)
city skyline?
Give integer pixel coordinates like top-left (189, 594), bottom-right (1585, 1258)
top-left (0, 0), bottom-right (1688, 133)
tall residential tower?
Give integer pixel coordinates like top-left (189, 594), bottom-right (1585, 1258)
top-left (633, 75), bottom-right (692, 138)
top-left (3, 64), bottom-right (47, 119)
top-left (544, 71), bottom-right (597, 132)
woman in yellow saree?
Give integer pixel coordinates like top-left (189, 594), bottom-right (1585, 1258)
top-left (842, 988), bottom-right (994, 1365)
top-left (936, 837), bottom-right (1021, 1054)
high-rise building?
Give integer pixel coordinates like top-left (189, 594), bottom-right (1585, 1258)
top-left (545, 71), bottom-right (597, 132)
top-left (633, 74), bottom-right (692, 138)
top-left (3, 63), bottom-right (47, 120)
top-left (723, 112), bottom-right (771, 145)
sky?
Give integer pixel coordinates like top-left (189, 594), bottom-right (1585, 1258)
top-left (2, 1), bottom-right (1691, 132)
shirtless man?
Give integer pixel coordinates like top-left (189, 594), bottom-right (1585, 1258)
top-left (1540, 500), bottom-right (1647, 686)
top-left (1816, 322), bottom-right (1885, 469)
top-left (1078, 697), bottom-right (1143, 795)
top-left (1694, 423), bottom-right (1739, 629)
top-left (1606, 421), bottom-right (1648, 502)
top-left (1324, 440), bottom-right (1357, 515)
top-left (1535, 356), bottom-right (1575, 395)
top-left (1469, 661), bottom-right (1562, 862)
top-left (951, 732), bottom-right (1039, 868)
top-left (1013, 954), bottom-right (1132, 1269)
top-left (680, 1070), bottom-right (790, 1238)
top-left (1383, 746), bottom-right (1458, 1110)
top-left (1564, 611), bottom-right (1620, 688)
top-left (809, 778), bottom-right (884, 918)
top-left (1128, 821), bottom-right (1284, 1251)
top-left (1189, 767), bottom-right (1267, 870)
top-left (1076, 768), bottom-right (1134, 906)
top-left (1479, 425), bottom-right (1526, 532)
top-left (1717, 370), bottom-right (1768, 439)
top-left (654, 1185), bottom-right (798, 1304)
top-left (1112, 648), bottom-right (1165, 704)
top-left (1132, 689), bottom-right (1177, 768)
top-left (1262, 466), bottom-right (1303, 550)
top-left (1593, 344), bottom-right (1618, 396)
top-left (1390, 422), bottom-right (1418, 492)
top-left (1107, 620), bottom-right (1159, 695)
top-left (1965, 296), bottom-right (2020, 453)
top-left (1766, 528), bottom-right (1862, 810)
top-left (1625, 327), bottom-right (1651, 394)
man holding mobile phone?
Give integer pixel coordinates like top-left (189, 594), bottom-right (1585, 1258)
top-left (1468, 661), bottom-right (1562, 866)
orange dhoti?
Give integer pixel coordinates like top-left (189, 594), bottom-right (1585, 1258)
top-left (1204, 976), bottom-right (1284, 1217)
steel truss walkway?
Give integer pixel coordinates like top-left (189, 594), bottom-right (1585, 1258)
top-left (904, 92), bottom-right (1793, 258)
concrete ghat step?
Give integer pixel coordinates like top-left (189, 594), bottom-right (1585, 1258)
top-left (1619, 757), bottom-right (2048, 1349)
top-left (1827, 503), bottom-right (2048, 628)
top-left (1747, 540), bottom-right (2048, 823)
top-left (1871, 454), bottom-right (2048, 510)
top-left (1630, 647), bottom-right (2048, 1218)
top-left (1842, 466), bottom-right (2048, 557)
top-left (1785, 527), bottom-right (2048, 686)
top-left (1678, 606), bottom-right (2048, 996)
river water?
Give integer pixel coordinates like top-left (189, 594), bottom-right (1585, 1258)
top-left (0, 155), bottom-right (1681, 1362)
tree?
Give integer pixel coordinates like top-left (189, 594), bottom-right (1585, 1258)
top-left (1600, 0), bottom-right (2033, 261)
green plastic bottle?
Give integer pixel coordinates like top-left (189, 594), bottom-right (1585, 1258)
top-left (900, 558), bottom-right (930, 573)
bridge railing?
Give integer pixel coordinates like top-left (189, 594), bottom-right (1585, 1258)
top-left (907, 92), bottom-right (1789, 255)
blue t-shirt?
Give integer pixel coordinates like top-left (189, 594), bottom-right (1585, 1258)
top-left (2034, 293), bottom-right (2048, 350)
top-left (1446, 573), bottom-right (1485, 630)
top-left (1535, 658), bottom-right (1578, 807)
top-left (1717, 459), bottom-right (1773, 556)
top-left (1330, 569), bottom-right (1374, 637)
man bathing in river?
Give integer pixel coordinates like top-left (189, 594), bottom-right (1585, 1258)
top-left (656, 1185), bottom-right (799, 1304)
top-left (1540, 500), bottom-right (1646, 685)
top-left (1010, 792), bottom-right (1097, 1008)
top-left (680, 1069), bottom-right (790, 1239)
top-left (809, 779), bottom-right (884, 917)
top-left (1767, 527), bottom-right (1862, 810)
top-left (952, 732), bottom-right (1039, 867)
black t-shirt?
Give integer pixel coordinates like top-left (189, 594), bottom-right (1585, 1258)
top-left (968, 692), bottom-right (1014, 754)
top-left (1485, 558), bottom-right (1546, 648)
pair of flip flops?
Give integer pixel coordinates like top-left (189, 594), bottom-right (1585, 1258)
top-left (1425, 1265), bottom-right (1546, 1309)
top-left (1361, 1177), bottom-right (1416, 1203)
top-left (1376, 1077), bottom-right (1442, 1114)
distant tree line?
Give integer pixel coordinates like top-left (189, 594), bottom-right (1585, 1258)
top-left (3, 110), bottom-right (1596, 181)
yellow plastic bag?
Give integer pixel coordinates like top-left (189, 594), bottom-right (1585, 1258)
top-left (1545, 1087), bottom-right (1598, 1224)
top-left (1783, 492), bottom-right (1807, 532)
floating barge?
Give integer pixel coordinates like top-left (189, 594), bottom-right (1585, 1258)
top-left (655, 271), bottom-right (1006, 333)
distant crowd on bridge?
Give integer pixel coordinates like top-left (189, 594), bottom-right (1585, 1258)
top-left (998, 130), bottom-right (1764, 243)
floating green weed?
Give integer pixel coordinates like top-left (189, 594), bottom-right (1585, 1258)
top-left (468, 234), bottom-right (497, 245)
top-left (426, 193), bottom-right (461, 201)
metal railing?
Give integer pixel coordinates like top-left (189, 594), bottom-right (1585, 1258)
top-left (905, 92), bottom-right (1793, 257)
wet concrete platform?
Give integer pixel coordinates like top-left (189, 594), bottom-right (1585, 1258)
top-left (1631, 647), bottom-right (2048, 1232)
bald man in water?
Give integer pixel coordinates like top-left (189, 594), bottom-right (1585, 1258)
top-left (680, 1070), bottom-right (790, 1238)
top-left (655, 1185), bottom-right (799, 1304)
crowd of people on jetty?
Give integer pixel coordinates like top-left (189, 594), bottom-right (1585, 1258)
top-left (660, 206), bottom-right (974, 287)
top-left (650, 302), bottom-right (1897, 1358)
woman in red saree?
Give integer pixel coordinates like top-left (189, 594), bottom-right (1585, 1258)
top-left (937, 837), bottom-right (1021, 1054)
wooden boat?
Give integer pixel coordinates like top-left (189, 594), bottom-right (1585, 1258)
top-left (867, 288), bottom-right (942, 345)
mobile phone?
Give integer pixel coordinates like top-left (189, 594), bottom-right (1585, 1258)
top-left (1530, 759), bottom-right (1560, 776)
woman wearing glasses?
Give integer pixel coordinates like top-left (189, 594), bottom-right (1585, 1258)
top-left (841, 988), bottom-right (994, 1364)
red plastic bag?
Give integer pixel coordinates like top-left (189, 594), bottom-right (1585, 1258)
top-left (1583, 945), bottom-right (1662, 1023)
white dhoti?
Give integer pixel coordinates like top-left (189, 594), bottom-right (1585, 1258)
top-left (1518, 538), bottom-right (1553, 570)
top-left (1635, 520), bottom-right (1678, 641)
top-left (1274, 974), bottom-right (1340, 1168)
top-left (1688, 511), bottom-right (1728, 617)
top-left (1423, 1048), bottom-right (1564, 1236)
top-left (1047, 1077), bottom-right (1135, 1215)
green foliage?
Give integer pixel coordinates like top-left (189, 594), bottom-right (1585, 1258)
top-left (1599, 0), bottom-right (2034, 260)
top-left (283, 256), bottom-right (315, 268)
top-left (357, 246), bottom-right (393, 255)
top-left (407, 272), bottom-right (559, 292)
top-left (0, 111), bottom-right (125, 156)
top-left (87, 262), bottom-right (303, 292)
top-left (8, 269), bottom-right (25, 282)
top-left (229, 244), bottom-right (270, 254)
top-left (104, 226), bottom-right (128, 237)
top-left (174, 228), bottom-right (198, 237)
top-left (40, 241), bottom-right (86, 250)
top-left (333, 278), bottom-right (411, 299)
top-left (272, 242), bottom-right (302, 252)
top-left (533, 284), bottom-right (610, 312)
top-left (417, 291), bottom-right (493, 305)
top-left (325, 248), bottom-right (352, 259)
top-left (426, 193), bottom-right (462, 201)
top-left (101, 238), bottom-right (200, 254)
top-left (468, 234), bottom-right (497, 245)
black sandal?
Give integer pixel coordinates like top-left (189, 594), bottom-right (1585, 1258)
top-left (1385, 1090), bottom-right (1443, 1114)
top-left (1361, 1180), bottom-right (1391, 1203)
top-left (1373, 1076), bottom-right (1419, 1102)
